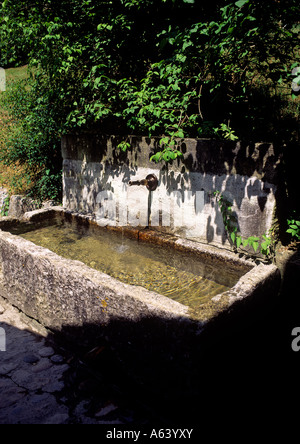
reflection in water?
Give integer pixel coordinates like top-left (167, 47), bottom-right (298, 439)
top-left (20, 222), bottom-right (234, 310)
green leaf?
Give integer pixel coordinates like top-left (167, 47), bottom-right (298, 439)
top-left (174, 150), bottom-right (183, 158)
top-left (160, 137), bottom-right (169, 146)
top-left (261, 241), bottom-right (269, 251)
top-left (182, 40), bottom-right (192, 51)
top-left (236, 236), bottom-right (242, 249)
top-left (175, 130), bottom-right (184, 138)
top-left (150, 152), bottom-right (162, 163)
top-left (163, 152), bottom-right (171, 162)
top-left (230, 231), bottom-right (236, 243)
top-left (235, 0), bottom-right (249, 8)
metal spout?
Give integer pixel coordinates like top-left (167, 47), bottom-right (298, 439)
top-left (129, 174), bottom-right (158, 191)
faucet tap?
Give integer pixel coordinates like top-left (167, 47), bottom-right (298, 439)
top-left (129, 174), bottom-right (158, 191)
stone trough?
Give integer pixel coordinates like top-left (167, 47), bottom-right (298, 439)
top-left (0, 207), bottom-right (280, 399)
top-left (0, 207), bottom-right (279, 334)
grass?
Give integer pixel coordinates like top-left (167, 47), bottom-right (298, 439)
top-left (5, 65), bottom-right (29, 82)
top-left (0, 65), bottom-right (35, 196)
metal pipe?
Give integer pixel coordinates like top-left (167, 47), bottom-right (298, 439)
top-left (128, 174), bottom-right (158, 191)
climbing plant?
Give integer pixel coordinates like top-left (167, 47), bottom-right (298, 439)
top-left (214, 191), bottom-right (274, 260)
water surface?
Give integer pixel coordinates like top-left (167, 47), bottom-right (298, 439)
top-left (20, 222), bottom-right (233, 309)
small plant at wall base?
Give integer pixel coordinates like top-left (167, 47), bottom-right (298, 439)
top-left (286, 214), bottom-right (300, 247)
top-left (214, 191), bottom-right (274, 260)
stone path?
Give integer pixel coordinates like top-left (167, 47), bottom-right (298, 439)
top-left (0, 296), bottom-right (152, 425)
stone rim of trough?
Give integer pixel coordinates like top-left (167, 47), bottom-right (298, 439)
top-left (0, 207), bottom-right (280, 329)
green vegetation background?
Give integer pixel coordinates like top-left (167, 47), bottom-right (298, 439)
top-left (0, 0), bottom-right (299, 245)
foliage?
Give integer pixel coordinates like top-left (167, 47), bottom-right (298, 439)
top-left (216, 123), bottom-right (238, 141)
top-left (0, 69), bottom-right (37, 195)
top-left (0, 76), bottom-right (62, 201)
top-left (286, 214), bottom-right (300, 242)
top-left (214, 191), bottom-right (274, 259)
top-left (150, 129), bottom-right (184, 163)
top-left (117, 140), bottom-right (131, 152)
top-left (0, 0), bottom-right (298, 172)
top-left (114, 0), bottom-right (299, 153)
top-left (0, 196), bottom-right (9, 216)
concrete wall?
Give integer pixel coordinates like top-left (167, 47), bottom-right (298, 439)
top-left (61, 135), bottom-right (279, 248)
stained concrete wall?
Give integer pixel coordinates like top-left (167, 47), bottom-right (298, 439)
top-left (61, 135), bottom-right (279, 248)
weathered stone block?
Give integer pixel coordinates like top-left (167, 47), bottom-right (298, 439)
top-left (8, 195), bottom-right (40, 218)
top-left (61, 135), bottom-right (279, 248)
